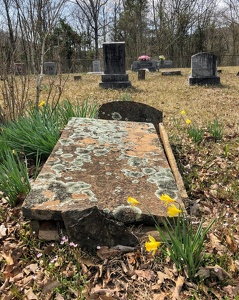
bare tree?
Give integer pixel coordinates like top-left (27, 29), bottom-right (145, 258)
top-left (15, 0), bottom-right (68, 107)
top-left (74, 0), bottom-right (109, 59)
top-left (220, 0), bottom-right (239, 65)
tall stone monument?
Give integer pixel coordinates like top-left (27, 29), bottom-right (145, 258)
top-left (189, 52), bottom-right (220, 85)
top-left (99, 42), bottom-right (131, 89)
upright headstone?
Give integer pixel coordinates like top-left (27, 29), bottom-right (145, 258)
top-left (160, 60), bottom-right (173, 68)
top-left (99, 42), bottom-right (131, 89)
top-left (14, 63), bottom-right (26, 75)
top-left (138, 69), bottom-right (146, 80)
top-left (43, 62), bottom-right (56, 75)
top-left (131, 60), bottom-right (157, 72)
top-left (93, 60), bottom-right (101, 72)
top-left (189, 52), bottom-right (220, 85)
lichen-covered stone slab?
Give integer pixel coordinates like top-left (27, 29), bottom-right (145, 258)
top-left (23, 117), bottom-right (183, 224)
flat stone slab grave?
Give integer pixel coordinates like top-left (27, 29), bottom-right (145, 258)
top-left (22, 117), bottom-right (184, 250)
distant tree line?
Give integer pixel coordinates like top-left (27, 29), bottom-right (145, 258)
top-left (1, 0), bottom-right (239, 73)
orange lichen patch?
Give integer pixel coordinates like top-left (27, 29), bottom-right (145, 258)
top-left (71, 193), bottom-right (90, 200)
top-left (35, 200), bottom-right (60, 209)
top-left (80, 137), bottom-right (98, 145)
top-left (42, 190), bottom-right (56, 199)
top-left (125, 130), bottom-right (161, 156)
top-left (47, 157), bottom-right (59, 163)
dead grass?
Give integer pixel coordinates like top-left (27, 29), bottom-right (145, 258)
top-left (1, 67), bottom-right (239, 299)
top-left (55, 67), bottom-right (239, 135)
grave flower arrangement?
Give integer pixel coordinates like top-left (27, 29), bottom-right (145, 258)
top-left (138, 55), bottom-right (151, 61)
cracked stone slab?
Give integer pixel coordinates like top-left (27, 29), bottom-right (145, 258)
top-left (22, 117), bottom-right (184, 247)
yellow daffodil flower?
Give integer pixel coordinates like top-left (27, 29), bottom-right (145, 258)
top-left (39, 100), bottom-right (46, 107)
top-left (145, 235), bottom-right (161, 255)
top-left (160, 194), bottom-right (176, 204)
top-left (186, 119), bottom-right (192, 124)
top-left (181, 110), bottom-right (186, 115)
top-left (127, 197), bottom-right (140, 207)
top-left (167, 204), bottom-right (182, 217)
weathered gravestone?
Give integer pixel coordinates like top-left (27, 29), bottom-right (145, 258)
top-left (160, 60), bottom-right (173, 68)
top-left (138, 69), bottom-right (146, 80)
top-left (22, 117), bottom-right (185, 251)
top-left (97, 101), bottom-right (163, 135)
top-left (43, 62), bottom-right (56, 75)
top-left (14, 63), bottom-right (26, 75)
top-left (99, 42), bottom-right (131, 89)
top-left (189, 52), bottom-right (220, 85)
top-left (93, 60), bottom-right (101, 72)
top-left (131, 60), bottom-right (158, 72)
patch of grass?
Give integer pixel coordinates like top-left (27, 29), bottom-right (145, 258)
top-left (0, 146), bottom-right (31, 206)
top-left (208, 118), bottom-right (224, 140)
top-left (156, 211), bottom-right (215, 280)
top-left (57, 98), bottom-right (99, 127)
top-left (0, 105), bottom-right (60, 160)
top-left (0, 99), bottom-right (99, 161)
top-left (187, 125), bottom-right (205, 143)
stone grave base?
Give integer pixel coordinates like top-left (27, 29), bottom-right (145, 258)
top-left (87, 72), bottom-right (103, 75)
top-left (162, 71), bottom-right (181, 76)
top-left (99, 74), bottom-right (131, 89)
top-left (189, 76), bottom-right (220, 85)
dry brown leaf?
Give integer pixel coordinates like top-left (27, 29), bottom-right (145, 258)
top-left (90, 287), bottom-right (115, 298)
top-left (96, 246), bottom-right (120, 259)
top-left (22, 275), bottom-right (34, 286)
top-left (225, 235), bottom-right (238, 253)
top-left (41, 280), bottom-right (61, 296)
top-left (171, 275), bottom-right (185, 300)
top-left (23, 263), bottom-right (38, 275)
top-left (0, 224), bottom-right (7, 239)
top-left (196, 265), bottom-right (231, 280)
top-left (163, 266), bottom-right (174, 279)
top-left (153, 293), bottom-right (167, 300)
top-left (55, 294), bottom-right (64, 300)
top-left (2, 252), bottom-right (14, 265)
top-left (13, 272), bottom-right (24, 282)
top-left (157, 271), bottom-right (171, 285)
top-left (25, 288), bottom-right (38, 300)
top-left (43, 244), bottom-right (55, 255)
top-left (81, 263), bottom-right (92, 278)
top-left (78, 256), bottom-right (97, 267)
top-left (120, 260), bottom-right (129, 274)
top-left (209, 233), bottom-right (227, 253)
top-left (223, 284), bottom-right (239, 297)
top-left (134, 269), bottom-right (155, 281)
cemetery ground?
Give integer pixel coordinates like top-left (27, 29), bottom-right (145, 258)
top-left (0, 67), bottom-right (239, 299)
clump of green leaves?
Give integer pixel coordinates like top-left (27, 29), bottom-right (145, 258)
top-left (57, 98), bottom-right (99, 128)
top-left (0, 98), bottom-right (99, 161)
top-left (156, 215), bottom-right (215, 280)
top-left (0, 145), bottom-right (31, 206)
top-left (120, 93), bottom-right (131, 101)
top-left (154, 195), bottom-right (215, 280)
top-left (178, 111), bottom-right (224, 143)
top-left (187, 125), bottom-right (205, 143)
top-left (131, 195), bottom-right (215, 280)
top-left (207, 118), bottom-right (224, 140)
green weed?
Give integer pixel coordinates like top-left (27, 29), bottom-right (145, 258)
top-left (187, 125), bottom-right (205, 143)
top-left (0, 147), bottom-right (31, 206)
top-left (208, 118), bottom-right (224, 140)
